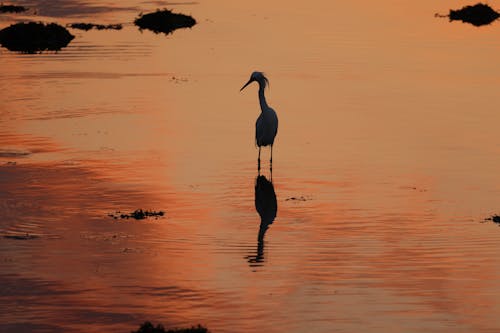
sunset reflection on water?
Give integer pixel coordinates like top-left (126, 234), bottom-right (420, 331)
top-left (1, 1), bottom-right (500, 332)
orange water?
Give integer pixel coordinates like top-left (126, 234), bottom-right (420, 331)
top-left (1, 1), bottom-right (500, 332)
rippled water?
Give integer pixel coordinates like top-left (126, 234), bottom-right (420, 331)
top-left (2, 1), bottom-right (500, 332)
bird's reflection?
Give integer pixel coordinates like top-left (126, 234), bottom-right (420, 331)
top-left (246, 173), bottom-right (277, 266)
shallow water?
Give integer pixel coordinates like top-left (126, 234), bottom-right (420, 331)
top-left (2, 1), bottom-right (500, 332)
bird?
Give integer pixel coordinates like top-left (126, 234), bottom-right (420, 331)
top-left (240, 71), bottom-right (278, 171)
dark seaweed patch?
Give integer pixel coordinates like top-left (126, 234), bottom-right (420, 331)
top-left (0, 22), bottom-right (74, 53)
top-left (68, 22), bottom-right (123, 31)
top-left (134, 9), bottom-right (196, 35)
top-left (132, 322), bottom-right (209, 333)
top-left (449, 3), bottom-right (500, 26)
top-left (108, 209), bottom-right (165, 220)
top-left (485, 215), bottom-right (500, 224)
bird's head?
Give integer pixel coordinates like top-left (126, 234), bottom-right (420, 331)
top-left (240, 71), bottom-right (269, 91)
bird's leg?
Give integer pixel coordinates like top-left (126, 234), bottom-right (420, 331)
top-left (270, 145), bottom-right (273, 174)
top-left (270, 162), bottom-right (273, 182)
top-left (258, 147), bottom-right (261, 172)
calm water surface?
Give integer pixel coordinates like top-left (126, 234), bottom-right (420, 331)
top-left (2, 1), bottom-right (500, 332)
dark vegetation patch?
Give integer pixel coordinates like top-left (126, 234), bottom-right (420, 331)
top-left (134, 9), bottom-right (196, 34)
top-left (0, 22), bottom-right (74, 53)
top-left (132, 322), bottom-right (209, 333)
top-left (68, 22), bottom-right (123, 31)
top-left (108, 209), bottom-right (165, 220)
top-left (484, 214), bottom-right (500, 224)
top-left (0, 4), bottom-right (27, 13)
top-left (449, 3), bottom-right (499, 26)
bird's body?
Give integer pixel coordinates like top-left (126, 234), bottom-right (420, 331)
top-left (240, 71), bottom-right (278, 170)
top-left (255, 106), bottom-right (278, 147)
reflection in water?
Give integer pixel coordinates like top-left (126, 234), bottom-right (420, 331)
top-left (19, 0), bottom-right (137, 17)
top-left (247, 174), bottom-right (277, 267)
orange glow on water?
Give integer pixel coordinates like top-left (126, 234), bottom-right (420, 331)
top-left (2, 1), bottom-right (500, 332)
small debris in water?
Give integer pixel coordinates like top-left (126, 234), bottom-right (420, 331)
top-left (285, 196), bottom-right (308, 202)
top-left (0, 4), bottom-right (27, 13)
top-left (4, 233), bottom-right (39, 240)
top-left (402, 186), bottom-right (428, 192)
top-left (108, 209), bottom-right (165, 220)
top-left (0, 22), bottom-right (74, 53)
top-left (132, 322), bottom-right (209, 333)
top-left (171, 76), bottom-right (188, 84)
top-left (448, 3), bottom-right (500, 26)
top-left (81, 231), bottom-right (132, 242)
top-left (134, 9), bottom-right (196, 35)
top-left (67, 23), bottom-right (123, 31)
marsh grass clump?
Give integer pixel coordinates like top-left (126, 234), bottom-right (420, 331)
top-left (0, 22), bottom-right (74, 53)
top-left (134, 9), bottom-right (196, 34)
top-left (128, 209), bottom-right (164, 220)
top-left (449, 3), bottom-right (500, 26)
top-left (0, 4), bottom-right (27, 13)
top-left (68, 22), bottom-right (123, 31)
top-left (108, 209), bottom-right (165, 220)
top-left (132, 322), bottom-right (209, 333)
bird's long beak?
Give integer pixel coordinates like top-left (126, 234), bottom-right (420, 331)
top-left (240, 79), bottom-right (253, 91)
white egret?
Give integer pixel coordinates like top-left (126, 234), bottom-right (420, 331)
top-left (240, 71), bottom-right (278, 170)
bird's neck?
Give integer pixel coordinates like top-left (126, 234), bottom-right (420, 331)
top-left (258, 84), bottom-right (269, 113)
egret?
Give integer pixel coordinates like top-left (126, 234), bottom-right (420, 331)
top-left (240, 71), bottom-right (278, 170)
